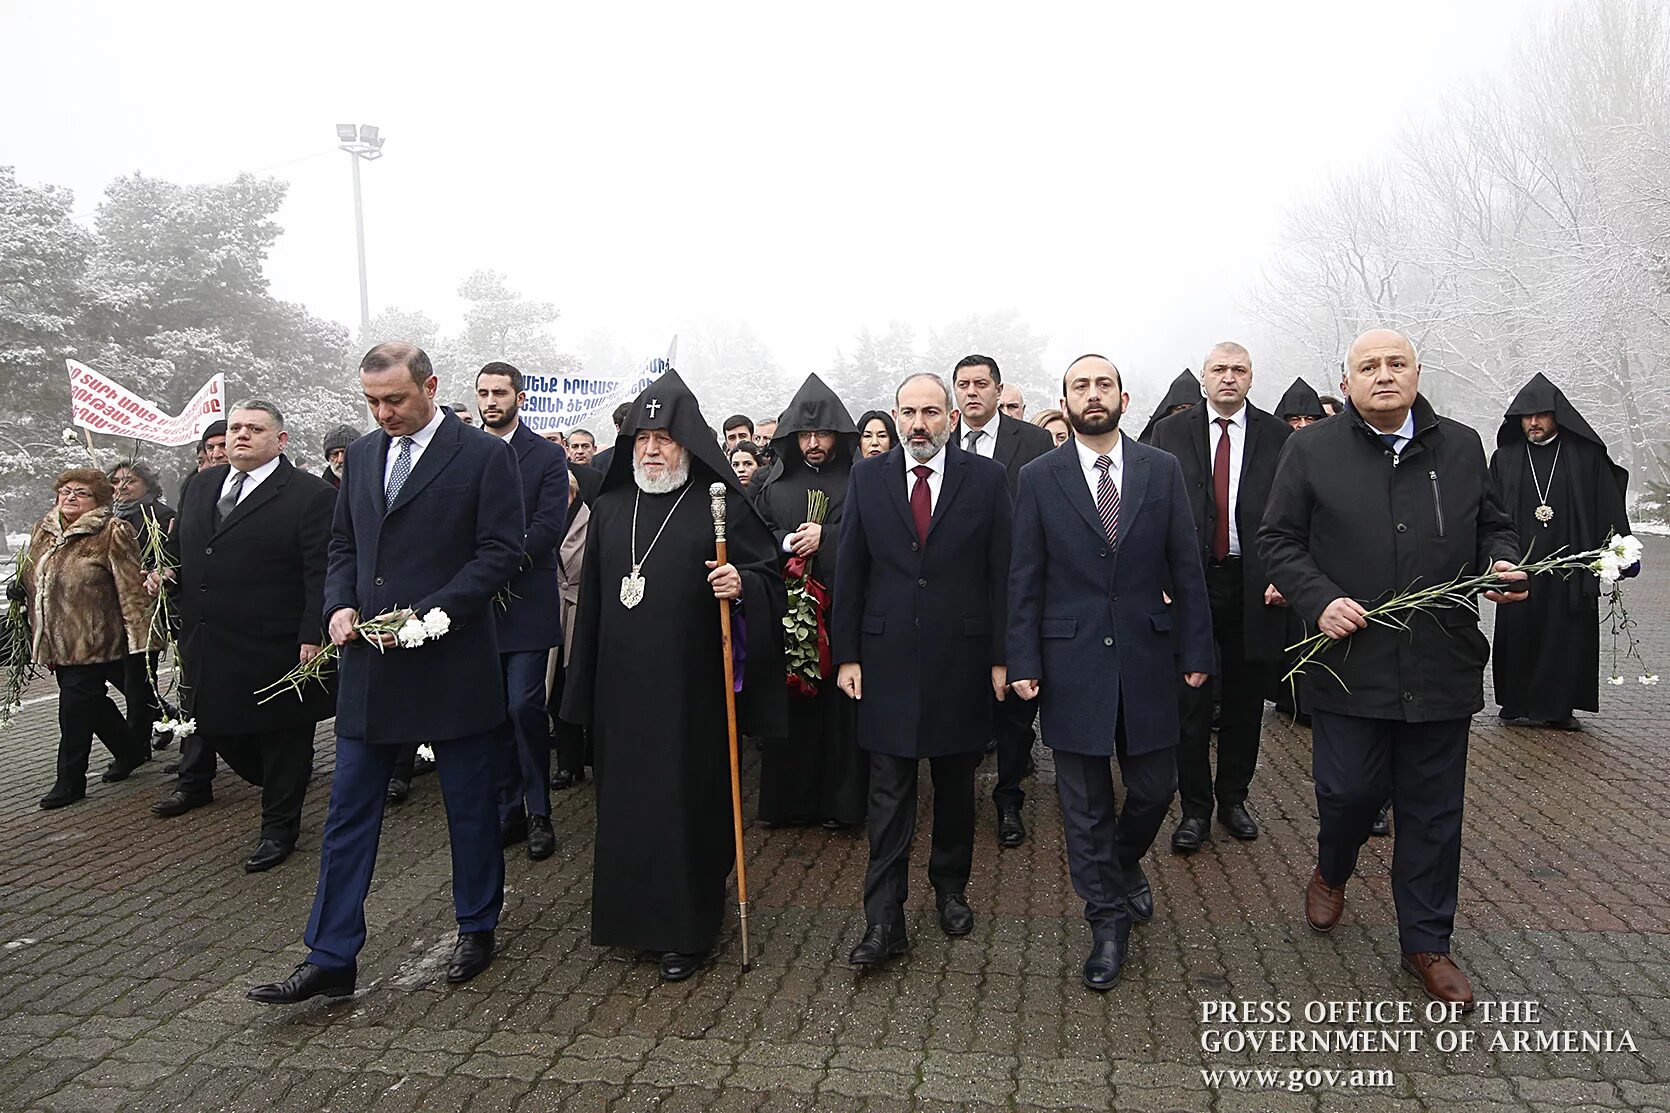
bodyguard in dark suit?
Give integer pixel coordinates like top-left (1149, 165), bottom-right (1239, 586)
top-left (150, 402), bottom-right (337, 872)
top-left (1148, 342), bottom-right (1292, 851)
top-left (249, 342), bottom-right (524, 1005)
top-left (476, 362), bottom-right (569, 860)
top-left (1008, 355), bottom-right (1213, 991)
top-left (834, 372), bottom-right (1013, 968)
top-left (1259, 328), bottom-right (1525, 1008)
top-left (949, 355), bottom-right (1054, 847)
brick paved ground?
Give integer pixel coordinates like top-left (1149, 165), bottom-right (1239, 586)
top-left (1, 540), bottom-right (1668, 1112)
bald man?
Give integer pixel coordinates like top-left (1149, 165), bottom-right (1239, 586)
top-left (1259, 328), bottom-right (1525, 1009)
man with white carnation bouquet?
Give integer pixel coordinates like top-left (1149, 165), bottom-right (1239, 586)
top-left (249, 342), bottom-right (524, 1005)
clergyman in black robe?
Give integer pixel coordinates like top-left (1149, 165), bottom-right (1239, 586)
top-left (1488, 373), bottom-right (1633, 729)
top-left (1137, 369), bottom-right (1201, 443)
top-left (753, 373), bottom-right (866, 828)
top-left (1276, 377), bottom-right (1328, 431)
top-left (560, 371), bottom-right (787, 980)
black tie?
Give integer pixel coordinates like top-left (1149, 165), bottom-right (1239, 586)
top-left (1379, 433), bottom-right (1401, 455)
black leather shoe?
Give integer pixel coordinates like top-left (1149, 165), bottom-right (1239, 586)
top-left (501, 811), bottom-right (528, 848)
top-left (551, 768), bottom-right (585, 790)
top-left (997, 807), bottom-right (1026, 848)
top-left (1219, 803), bottom-right (1259, 840)
top-left (1370, 802), bottom-right (1392, 837)
top-left (527, 815), bottom-right (556, 860)
top-left (151, 731), bottom-right (172, 751)
top-left (446, 931), bottom-right (495, 983)
top-left (1170, 816), bottom-right (1209, 853)
top-left (1082, 923), bottom-right (1131, 992)
top-left (937, 893), bottom-right (974, 937)
top-left (39, 782), bottom-right (86, 810)
top-left (247, 962), bottom-right (355, 1004)
top-left (244, 839), bottom-right (294, 873)
top-left (162, 761), bottom-right (180, 775)
top-left (386, 778), bottom-right (410, 805)
top-left (102, 754), bottom-right (149, 783)
top-left (150, 789), bottom-right (212, 817)
top-left (1126, 867), bottom-right (1154, 923)
top-left (412, 753), bottom-right (437, 776)
top-left (848, 923), bottom-right (909, 967)
top-left (659, 949), bottom-right (710, 981)
top-left (1550, 716), bottom-right (1583, 732)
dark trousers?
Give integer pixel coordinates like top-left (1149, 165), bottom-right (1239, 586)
top-left (117, 651), bottom-right (163, 745)
top-left (54, 661), bottom-right (141, 782)
top-left (991, 695), bottom-right (1035, 811)
top-left (390, 743), bottom-right (418, 783)
top-left (1177, 560), bottom-right (1268, 818)
top-left (191, 727), bottom-right (315, 845)
top-left (305, 731), bottom-right (505, 972)
top-left (862, 750), bottom-right (980, 930)
top-left (495, 649), bottom-right (552, 821)
top-left (1312, 710), bottom-right (1468, 955)
top-left (548, 662), bottom-right (590, 773)
top-left (1054, 734), bottom-right (1177, 942)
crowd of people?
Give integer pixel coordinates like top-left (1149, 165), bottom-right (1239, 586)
top-left (10, 329), bottom-right (1636, 1009)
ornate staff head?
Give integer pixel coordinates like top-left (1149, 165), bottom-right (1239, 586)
top-left (709, 482), bottom-right (728, 542)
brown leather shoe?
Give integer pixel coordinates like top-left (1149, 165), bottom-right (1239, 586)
top-left (1402, 952), bottom-right (1475, 1010)
top-left (1304, 868), bottom-right (1345, 933)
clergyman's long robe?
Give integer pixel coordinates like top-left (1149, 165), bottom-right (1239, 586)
top-left (561, 475), bottom-right (785, 954)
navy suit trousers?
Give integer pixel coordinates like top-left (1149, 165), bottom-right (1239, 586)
top-left (305, 730), bottom-right (504, 971)
top-left (495, 649), bottom-right (553, 821)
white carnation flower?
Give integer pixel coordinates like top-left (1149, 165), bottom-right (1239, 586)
top-left (395, 617), bottom-right (429, 648)
top-left (172, 719), bottom-right (196, 739)
top-left (1594, 552), bottom-right (1622, 584)
top-left (152, 719), bottom-right (172, 735)
top-left (1612, 534), bottom-right (1643, 567)
top-left (1641, 675), bottom-right (1660, 687)
top-left (61, 428), bottom-right (78, 445)
top-left (420, 608), bottom-right (451, 639)
top-left (1608, 675), bottom-right (1626, 686)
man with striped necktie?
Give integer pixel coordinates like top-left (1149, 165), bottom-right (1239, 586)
top-left (1007, 354), bottom-right (1212, 992)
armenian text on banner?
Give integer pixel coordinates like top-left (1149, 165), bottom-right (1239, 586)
top-left (67, 360), bottom-right (226, 447)
top-left (518, 336), bottom-right (677, 433)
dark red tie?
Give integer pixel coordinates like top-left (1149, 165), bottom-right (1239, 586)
top-left (910, 465), bottom-right (933, 544)
top-left (1211, 418), bottom-right (1231, 562)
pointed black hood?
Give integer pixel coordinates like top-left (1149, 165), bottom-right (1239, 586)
top-left (1276, 378), bottom-right (1326, 420)
top-left (1497, 372), bottom-right (1627, 496)
top-left (761, 373), bottom-right (858, 482)
top-left (1138, 369), bottom-right (1201, 441)
top-left (601, 369), bottom-right (758, 506)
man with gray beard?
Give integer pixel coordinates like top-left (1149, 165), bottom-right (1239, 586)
top-left (560, 371), bottom-right (786, 982)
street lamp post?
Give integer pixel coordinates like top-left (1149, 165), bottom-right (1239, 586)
top-left (335, 124), bottom-right (385, 341)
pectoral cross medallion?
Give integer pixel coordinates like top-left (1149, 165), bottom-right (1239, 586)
top-left (1535, 504), bottom-right (1554, 525)
top-left (620, 566), bottom-right (646, 608)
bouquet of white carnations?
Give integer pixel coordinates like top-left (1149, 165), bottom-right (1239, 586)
top-left (257, 607), bottom-right (452, 704)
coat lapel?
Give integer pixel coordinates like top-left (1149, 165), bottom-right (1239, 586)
top-left (1050, 446), bottom-right (1107, 544)
top-left (212, 458), bottom-right (290, 538)
top-left (927, 446), bottom-right (968, 535)
top-left (882, 446), bottom-right (918, 538)
top-left (1187, 401), bottom-right (1211, 480)
top-left (386, 413), bottom-right (461, 516)
top-left (1116, 443), bottom-right (1150, 548)
top-left (992, 415), bottom-right (1020, 472)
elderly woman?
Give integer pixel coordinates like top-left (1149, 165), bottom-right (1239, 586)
top-left (548, 469), bottom-right (592, 789)
top-left (109, 459), bottom-right (178, 747)
top-left (13, 469), bottom-right (155, 808)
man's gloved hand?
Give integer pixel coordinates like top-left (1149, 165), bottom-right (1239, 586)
top-left (6, 579), bottom-right (25, 603)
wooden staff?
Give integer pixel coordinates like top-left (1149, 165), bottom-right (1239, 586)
top-left (710, 481), bottom-right (753, 971)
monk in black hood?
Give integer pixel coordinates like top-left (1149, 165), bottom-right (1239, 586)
top-left (1138, 369), bottom-right (1201, 443)
top-left (1276, 378), bottom-right (1328, 430)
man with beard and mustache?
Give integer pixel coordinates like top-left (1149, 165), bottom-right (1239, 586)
top-left (754, 373), bottom-right (866, 829)
top-left (1489, 374), bottom-right (1634, 730)
top-left (834, 373), bottom-right (1012, 969)
top-left (1007, 354), bottom-right (1212, 991)
top-left (475, 361), bottom-right (570, 858)
top-left (560, 372), bottom-right (786, 982)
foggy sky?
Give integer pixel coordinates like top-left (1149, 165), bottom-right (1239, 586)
top-left (3, 0), bottom-right (1548, 407)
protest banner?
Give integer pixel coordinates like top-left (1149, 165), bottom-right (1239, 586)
top-left (67, 360), bottom-right (226, 447)
top-left (518, 337), bottom-right (677, 433)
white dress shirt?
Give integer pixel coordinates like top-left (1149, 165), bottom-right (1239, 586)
top-left (903, 443), bottom-right (948, 513)
top-left (1208, 404), bottom-right (1247, 557)
top-left (1073, 432), bottom-right (1124, 504)
top-left (218, 454), bottom-right (282, 506)
top-left (383, 405), bottom-right (449, 490)
top-left (960, 416), bottom-right (999, 459)
top-left (1379, 411), bottom-right (1417, 456)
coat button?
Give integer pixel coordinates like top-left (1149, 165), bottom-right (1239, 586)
top-left (910, 542), bottom-right (919, 552)
top-left (375, 576), bottom-right (385, 586)
top-left (1099, 548), bottom-right (1108, 557)
top-left (199, 585), bottom-right (207, 592)
top-left (1103, 636), bottom-right (1114, 646)
top-left (1402, 691), bottom-right (1414, 702)
top-left (917, 578), bottom-right (927, 588)
top-left (204, 546), bottom-right (213, 555)
top-left (1396, 523), bottom-right (1407, 533)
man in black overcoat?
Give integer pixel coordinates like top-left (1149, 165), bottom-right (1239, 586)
top-left (1489, 373), bottom-right (1635, 729)
top-left (248, 342), bottom-right (525, 1004)
top-left (150, 401), bottom-right (337, 872)
top-left (834, 372), bottom-right (1013, 968)
top-left (1149, 341), bottom-right (1292, 851)
top-left (1259, 328), bottom-right (1526, 1009)
top-left (948, 355), bottom-right (1054, 847)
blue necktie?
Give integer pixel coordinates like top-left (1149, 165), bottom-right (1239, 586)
top-left (1379, 433), bottom-right (1402, 455)
top-left (385, 436), bottom-right (414, 504)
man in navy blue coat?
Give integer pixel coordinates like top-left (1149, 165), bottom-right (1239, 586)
top-left (1008, 354), bottom-right (1213, 991)
top-left (249, 342), bottom-right (524, 1005)
top-left (475, 361), bottom-right (569, 860)
top-left (833, 372), bottom-right (1013, 968)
